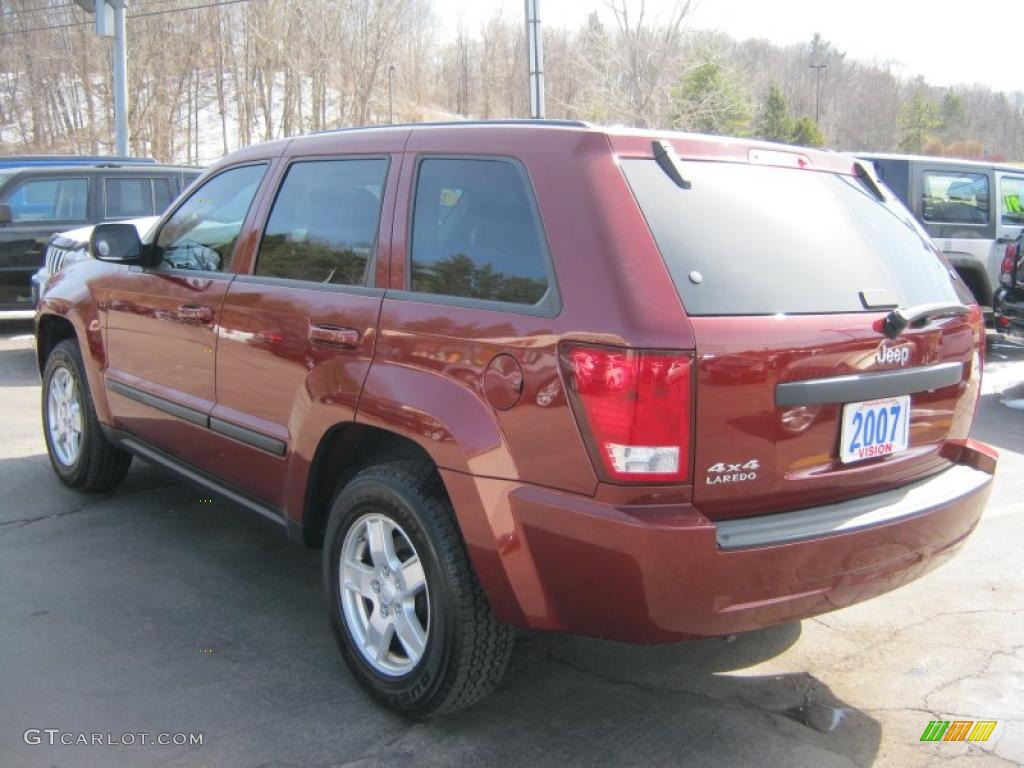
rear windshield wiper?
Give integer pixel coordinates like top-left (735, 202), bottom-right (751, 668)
top-left (653, 140), bottom-right (692, 190)
top-left (854, 160), bottom-right (886, 202)
top-left (882, 301), bottom-right (970, 338)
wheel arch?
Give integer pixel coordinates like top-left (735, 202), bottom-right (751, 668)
top-left (36, 313), bottom-right (77, 374)
top-left (300, 423), bottom-right (437, 549)
top-left (36, 305), bottom-right (112, 424)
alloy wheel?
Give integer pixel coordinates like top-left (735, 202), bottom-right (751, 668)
top-left (339, 513), bottom-right (430, 676)
top-left (47, 366), bottom-right (83, 467)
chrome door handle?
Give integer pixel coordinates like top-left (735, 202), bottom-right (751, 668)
top-left (309, 324), bottom-right (360, 349)
top-left (177, 304), bottom-right (213, 323)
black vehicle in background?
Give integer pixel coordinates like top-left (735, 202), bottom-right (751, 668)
top-left (0, 163), bottom-right (200, 314)
top-left (994, 231), bottom-right (1024, 340)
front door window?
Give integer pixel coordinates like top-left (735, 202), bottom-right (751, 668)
top-left (155, 164), bottom-right (266, 272)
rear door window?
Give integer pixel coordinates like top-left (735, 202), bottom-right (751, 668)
top-left (622, 159), bottom-right (960, 316)
top-left (254, 158), bottom-right (388, 286)
top-left (922, 171), bottom-right (990, 224)
top-left (5, 177), bottom-right (88, 221)
top-left (409, 158), bottom-right (550, 306)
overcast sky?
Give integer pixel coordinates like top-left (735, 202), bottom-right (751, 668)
top-left (432, 0), bottom-right (1024, 93)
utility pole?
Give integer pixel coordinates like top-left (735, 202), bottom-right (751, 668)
top-left (74, 0), bottom-right (129, 155)
top-left (388, 63), bottom-right (396, 124)
top-left (113, 1), bottom-right (128, 155)
top-left (809, 62), bottom-right (827, 125)
top-left (525, 0), bottom-right (544, 119)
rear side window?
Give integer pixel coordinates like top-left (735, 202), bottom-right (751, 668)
top-left (1001, 176), bottom-right (1024, 226)
top-left (6, 178), bottom-right (87, 221)
top-left (409, 158), bottom-right (549, 306)
top-left (153, 178), bottom-right (173, 212)
top-left (622, 159), bottom-right (960, 316)
top-left (255, 158), bottom-right (388, 286)
top-left (105, 177), bottom-right (175, 218)
top-left (922, 171), bottom-right (990, 224)
top-left (105, 178), bottom-right (154, 218)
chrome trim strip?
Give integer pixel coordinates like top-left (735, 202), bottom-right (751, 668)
top-left (106, 378), bottom-right (209, 428)
top-left (715, 464), bottom-right (991, 550)
top-left (210, 416), bottom-right (286, 457)
top-left (775, 362), bottom-right (963, 406)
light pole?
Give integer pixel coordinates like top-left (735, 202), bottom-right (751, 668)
top-left (387, 63), bottom-right (396, 124)
top-left (74, 0), bottom-right (129, 155)
top-left (810, 62), bottom-right (827, 125)
top-left (525, 0), bottom-right (544, 118)
top-left (112, 0), bottom-right (128, 155)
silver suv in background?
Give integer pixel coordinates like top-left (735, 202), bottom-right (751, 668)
top-left (857, 153), bottom-right (1024, 315)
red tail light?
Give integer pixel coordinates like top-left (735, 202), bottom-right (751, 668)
top-left (560, 344), bottom-right (693, 483)
top-left (1001, 242), bottom-right (1019, 286)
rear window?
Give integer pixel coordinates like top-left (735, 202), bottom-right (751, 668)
top-left (622, 159), bottom-right (960, 316)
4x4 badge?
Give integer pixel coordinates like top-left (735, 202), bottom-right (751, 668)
top-left (706, 460), bottom-right (759, 484)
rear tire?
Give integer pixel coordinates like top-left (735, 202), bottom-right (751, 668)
top-left (42, 338), bottom-right (132, 491)
top-left (323, 460), bottom-right (514, 717)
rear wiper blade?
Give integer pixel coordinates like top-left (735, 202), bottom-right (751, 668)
top-left (853, 160), bottom-right (886, 202)
top-left (882, 302), bottom-right (970, 339)
top-left (653, 140), bottom-right (692, 190)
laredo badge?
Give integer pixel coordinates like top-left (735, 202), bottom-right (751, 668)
top-left (706, 459), bottom-right (759, 484)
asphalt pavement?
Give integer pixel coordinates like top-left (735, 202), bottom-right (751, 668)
top-left (1, 320), bottom-right (1022, 768)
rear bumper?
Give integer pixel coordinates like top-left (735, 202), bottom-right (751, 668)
top-left (994, 287), bottom-right (1024, 338)
top-left (445, 440), bottom-right (997, 643)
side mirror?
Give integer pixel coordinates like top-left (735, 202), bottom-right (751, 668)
top-left (0, 203), bottom-right (12, 225)
top-left (90, 223), bottom-right (147, 264)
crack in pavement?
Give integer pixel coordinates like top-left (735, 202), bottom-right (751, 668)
top-left (0, 480), bottom-right (180, 532)
top-left (922, 643), bottom-right (1024, 713)
top-left (540, 649), bottom-right (857, 757)
top-left (324, 723), bottom-right (429, 768)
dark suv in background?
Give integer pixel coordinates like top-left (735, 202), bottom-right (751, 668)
top-left (0, 163), bottom-right (200, 313)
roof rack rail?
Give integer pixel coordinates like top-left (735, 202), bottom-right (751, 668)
top-left (308, 119), bottom-right (590, 136)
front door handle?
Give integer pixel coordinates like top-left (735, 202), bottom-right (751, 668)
top-left (177, 304), bottom-right (213, 323)
top-left (309, 324), bottom-right (361, 349)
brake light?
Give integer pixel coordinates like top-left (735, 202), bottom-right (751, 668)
top-left (560, 344), bottom-right (693, 483)
top-left (1001, 242), bottom-right (1019, 286)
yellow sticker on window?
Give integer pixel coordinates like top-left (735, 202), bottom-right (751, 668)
top-left (440, 188), bottom-right (462, 207)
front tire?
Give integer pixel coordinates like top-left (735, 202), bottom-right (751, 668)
top-left (323, 460), bottom-right (514, 717)
top-left (42, 338), bottom-right (132, 491)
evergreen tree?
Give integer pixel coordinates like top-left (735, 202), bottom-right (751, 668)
top-left (791, 116), bottom-right (825, 147)
top-left (671, 60), bottom-right (751, 137)
top-left (757, 84), bottom-right (794, 142)
top-left (941, 89), bottom-right (966, 139)
top-left (899, 92), bottom-right (941, 153)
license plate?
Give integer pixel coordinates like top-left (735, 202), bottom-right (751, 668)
top-left (840, 395), bottom-right (910, 464)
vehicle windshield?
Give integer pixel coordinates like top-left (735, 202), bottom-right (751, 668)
top-left (622, 159), bottom-right (961, 316)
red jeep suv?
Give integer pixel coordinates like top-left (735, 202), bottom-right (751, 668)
top-left (35, 121), bottom-right (996, 716)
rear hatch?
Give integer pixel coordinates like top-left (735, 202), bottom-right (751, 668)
top-left (621, 147), bottom-right (983, 521)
